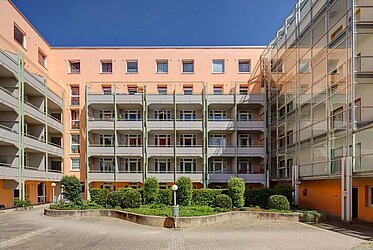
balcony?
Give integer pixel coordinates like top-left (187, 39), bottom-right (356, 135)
top-left (208, 95), bottom-right (234, 104)
top-left (117, 120), bottom-right (142, 130)
top-left (89, 170), bottom-right (115, 182)
top-left (147, 146), bottom-right (174, 157)
top-left (148, 172), bottom-right (203, 183)
top-left (47, 142), bottom-right (63, 157)
top-left (207, 146), bottom-right (265, 157)
top-left (0, 124), bottom-right (18, 146)
top-left (117, 146), bottom-right (142, 156)
top-left (208, 172), bottom-right (265, 184)
top-left (147, 95), bottom-right (173, 104)
top-left (117, 172), bottom-right (143, 182)
top-left (116, 94), bottom-right (142, 104)
top-left (47, 115), bottom-right (63, 132)
top-left (88, 118), bottom-right (114, 131)
top-left (88, 145), bottom-right (115, 157)
top-left (24, 72), bottom-right (45, 95)
top-left (236, 120), bottom-right (265, 131)
top-left (175, 120), bottom-right (202, 130)
top-left (87, 94), bottom-right (114, 104)
top-left (175, 94), bottom-right (202, 104)
top-left (24, 134), bottom-right (45, 152)
top-left (23, 166), bottom-right (63, 181)
top-left (236, 94), bottom-right (265, 104)
top-left (0, 86), bottom-right (18, 111)
top-left (0, 163), bottom-right (18, 180)
top-left (175, 146), bottom-right (203, 157)
top-left (0, 50), bottom-right (18, 75)
top-left (24, 102), bottom-right (45, 123)
top-left (47, 90), bottom-right (63, 108)
top-left (208, 119), bottom-right (235, 131)
top-left (147, 120), bottom-right (174, 130)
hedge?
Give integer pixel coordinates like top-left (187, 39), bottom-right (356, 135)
top-left (191, 189), bottom-right (224, 206)
top-left (143, 177), bottom-right (159, 204)
top-left (89, 188), bottom-right (101, 202)
top-left (176, 177), bottom-right (193, 206)
top-left (267, 195), bottom-right (290, 211)
top-left (227, 177), bottom-right (245, 207)
top-left (213, 194), bottom-right (232, 209)
top-left (273, 183), bottom-right (292, 204)
top-left (106, 191), bottom-right (124, 207)
top-left (92, 188), bottom-right (110, 206)
top-left (120, 189), bottom-right (142, 208)
top-left (158, 189), bottom-right (172, 205)
top-left (245, 188), bottom-right (274, 208)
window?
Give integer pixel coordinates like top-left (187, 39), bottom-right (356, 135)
top-left (157, 85), bottom-right (167, 95)
top-left (101, 60), bottom-right (112, 73)
top-left (70, 86), bottom-right (79, 106)
top-left (331, 106), bottom-right (343, 129)
top-left (154, 110), bottom-right (172, 121)
top-left (99, 110), bottom-right (114, 121)
top-left (271, 59), bottom-right (284, 73)
top-left (126, 61), bottom-right (138, 73)
top-left (209, 158), bottom-right (227, 173)
top-left (100, 134), bottom-right (115, 146)
top-left (179, 110), bottom-right (196, 121)
top-left (179, 134), bottom-right (197, 146)
top-left (128, 85), bottom-right (138, 95)
top-left (156, 60), bottom-right (168, 73)
top-left (71, 158), bottom-right (80, 171)
top-left (69, 60), bottom-right (80, 74)
top-left (102, 85), bottom-right (112, 95)
top-left (14, 25), bottom-right (25, 48)
top-left (239, 134), bottom-right (252, 147)
top-left (122, 159), bottom-right (141, 173)
top-left (299, 59), bottom-right (310, 73)
top-left (183, 86), bottom-right (193, 95)
top-left (238, 110), bottom-right (252, 121)
top-left (369, 186), bottom-right (373, 208)
top-left (123, 134), bottom-right (141, 147)
top-left (71, 134), bottom-right (80, 153)
top-left (123, 110), bottom-right (141, 121)
top-left (212, 60), bottom-right (225, 73)
top-left (213, 85), bottom-right (223, 95)
top-left (238, 159), bottom-right (253, 174)
top-left (99, 158), bottom-right (114, 173)
top-left (155, 159), bottom-right (171, 173)
top-left (155, 134), bottom-right (171, 147)
top-left (182, 60), bottom-right (194, 73)
top-left (238, 60), bottom-right (251, 73)
top-left (209, 110), bottom-right (227, 121)
top-left (38, 49), bottom-right (47, 68)
top-left (209, 134), bottom-right (227, 146)
top-left (287, 130), bottom-right (293, 145)
top-left (239, 86), bottom-right (248, 95)
top-left (71, 110), bottom-right (80, 129)
top-left (180, 159), bottom-right (196, 173)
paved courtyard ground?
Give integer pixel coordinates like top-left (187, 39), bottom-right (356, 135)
top-left (0, 205), bottom-right (370, 250)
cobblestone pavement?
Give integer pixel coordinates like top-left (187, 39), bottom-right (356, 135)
top-left (0, 205), bottom-right (366, 250)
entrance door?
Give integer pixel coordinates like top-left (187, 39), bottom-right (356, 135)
top-left (352, 187), bottom-right (358, 219)
top-left (37, 182), bottom-right (45, 204)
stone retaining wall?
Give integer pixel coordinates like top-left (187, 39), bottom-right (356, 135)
top-left (44, 209), bottom-right (301, 228)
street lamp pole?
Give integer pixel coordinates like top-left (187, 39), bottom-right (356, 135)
top-left (171, 184), bottom-right (179, 217)
top-left (51, 182), bottom-right (56, 203)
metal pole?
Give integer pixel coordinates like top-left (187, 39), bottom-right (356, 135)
top-left (173, 88), bottom-right (177, 183)
top-left (85, 83), bottom-right (90, 200)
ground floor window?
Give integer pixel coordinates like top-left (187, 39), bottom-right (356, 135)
top-left (369, 186), bottom-right (373, 208)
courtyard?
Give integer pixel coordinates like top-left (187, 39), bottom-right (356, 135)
top-left (0, 205), bottom-right (370, 250)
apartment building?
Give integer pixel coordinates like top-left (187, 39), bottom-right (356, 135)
top-left (263, 0), bottom-right (373, 222)
top-left (0, 0), bottom-right (266, 207)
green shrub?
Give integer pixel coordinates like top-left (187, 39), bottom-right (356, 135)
top-left (106, 191), bottom-right (125, 207)
top-left (246, 188), bottom-right (274, 208)
top-left (89, 188), bottom-right (101, 201)
top-left (120, 189), bottom-right (142, 208)
top-left (137, 188), bottom-right (144, 204)
top-left (273, 183), bottom-right (292, 204)
top-left (213, 194), bottom-right (232, 209)
top-left (92, 188), bottom-right (109, 206)
top-left (227, 177), bottom-right (245, 208)
top-left (61, 176), bottom-right (82, 204)
top-left (191, 189), bottom-right (224, 206)
top-left (158, 189), bottom-right (172, 205)
top-left (267, 195), bottom-right (290, 211)
top-left (176, 177), bottom-right (193, 206)
top-left (143, 177), bottom-right (159, 204)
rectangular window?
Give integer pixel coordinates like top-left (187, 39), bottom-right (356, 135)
top-left (179, 134), bottom-right (197, 146)
top-left (239, 86), bottom-right (248, 95)
top-left (179, 110), bottom-right (196, 121)
top-left (71, 158), bottom-right (80, 171)
top-left (101, 60), bottom-right (112, 73)
top-left (183, 86), bottom-right (193, 95)
top-left (71, 134), bottom-right (80, 154)
top-left (157, 85), bottom-right (167, 95)
top-left (331, 106), bottom-right (343, 129)
top-left (271, 59), bottom-right (284, 73)
top-left (123, 110), bottom-right (141, 121)
top-left (155, 159), bottom-right (171, 173)
top-left (238, 60), bottom-right (251, 73)
top-left (209, 134), bottom-right (227, 146)
top-left (209, 158), bottom-right (227, 173)
top-left (38, 49), bottom-right (47, 68)
top-left (126, 61), bottom-right (138, 73)
top-left (124, 134), bottom-right (141, 147)
top-left (122, 158), bottom-right (141, 173)
top-left (182, 60), bottom-right (194, 73)
top-left (99, 110), bottom-right (114, 120)
top-left (299, 59), bottom-right (310, 73)
top-left (213, 85), bottom-right (223, 95)
top-left (14, 25), bottom-right (25, 48)
top-left (70, 86), bottom-right (80, 106)
top-left (154, 110), bottom-right (172, 121)
top-left (369, 186), bottom-right (373, 208)
top-left (69, 60), bottom-right (80, 74)
top-left (238, 134), bottom-right (252, 147)
top-left (238, 110), bottom-right (252, 121)
top-left (155, 134), bottom-right (171, 147)
top-left (102, 85), bottom-right (112, 95)
top-left (99, 158), bottom-right (114, 173)
top-left (212, 60), bottom-right (225, 73)
top-left (238, 159), bottom-right (253, 174)
top-left (71, 110), bottom-right (80, 129)
top-left (209, 110), bottom-right (227, 121)
top-left (156, 60), bottom-right (168, 73)
top-left (180, 159), bottom-right (196, 173)
top-left (128, 85), bottom-right (138, 95)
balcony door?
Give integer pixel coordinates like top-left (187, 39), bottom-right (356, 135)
top-left (155, 135), bottom-right (171, 147)
top-left (155, 159), bottom-right (170, 173)
top-left (100, 134), bottom-right (114, 146)
top-left (100, 158), bottom-right (114, 173)
top-left (180, 134), bottom-right (196, 146)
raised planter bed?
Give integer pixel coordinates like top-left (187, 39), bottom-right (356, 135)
top-left (44, 208), bottom-right (301, 228)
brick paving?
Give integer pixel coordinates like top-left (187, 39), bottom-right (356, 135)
top-left (0, 205), bottom-right (366, 250)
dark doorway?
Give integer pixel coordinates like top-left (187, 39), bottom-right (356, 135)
top-left (352, 187), bottom-right (358, 219)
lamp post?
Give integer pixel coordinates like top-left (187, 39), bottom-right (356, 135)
top-left (61, 184), bottom-right (65, 203)
top-left (171, 184), bottom-right (179, 217)
top-left (51, 182), bottom-right (56, 204)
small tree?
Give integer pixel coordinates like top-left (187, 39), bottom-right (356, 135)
top-left (176, 177), bottom-right (193, 206)
top-left (158, 189), bottom-right (172, 205)
top-left (273, 183), bottom-right (292, 204)
top-left (106, 191), bottom-right (125, 207)
top-left (213, 194), bottom-right (232, 209)
top-left (227, 177), bottom-right (245, 208)
top-left (92, 188), bottom-right (110, 206)
top-left (143, 177), bottom-right (159, 204)
top-left (61, 176), bottom-right (82, 204)
top-left (267, 195), bottom-right (290, 211)
top-left (120, 189), bottom-right (142, 208)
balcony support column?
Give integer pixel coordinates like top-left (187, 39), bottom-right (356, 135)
top-left (17, 50), bottom-right (25, 201)
top-left (85, 83), bottom-right (90, 200)
top-left (44, 76), bottom-right (49, 176)
top-left (234, 82), bottom-right (238, 176)
top-left (173, 88), bottom-right (177, 183)
top-left (114, 83), bottom-right (118, 183)
top-left (142, 83), bottom-right (148, 182)
top-left (203, 82), bottom-right (209, 187)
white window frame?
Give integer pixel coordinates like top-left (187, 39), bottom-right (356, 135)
top-left (209, 158), bottom-right (227, 173)
top-left (71, 134), bottom-right (80, 154)
top-left (155, 134), bottom-right (171, 147)
top-left (99, 158), bottom-right (114, 173)
top-left (156, 59), bottom-right (168, 74)
top-left (68, 60), bottom-right (81, 74)
top-left (126, 60), bottom-right (138, 74)
top-left (127, 85), bottom-right (138, 95)
top-left (213, 85), bottom-right (223, 95)
top-left (209, 110), bottom-right (227, 121)
top-left (212, 59), bottom-right (225, 74)
top-left (71, 158), bottom-right (80, 171)
top-left (14, 24), bottom-right (26, 49)
top-left (239, 134), bottom-right (252, 147)
top-left (122, 158), bottom-right (141, 173)
top-left (99, 134), bottom-right (115, 146)
top-left (154, 110), bottom-right (172, 121)
top-left (70, 110), bottom-right (80, 129)
top-left (239, 85), bottom-right (248, 95)
top-left (180, 159), bottom-right (197, 173)
top-left (123, 134), bottom-right (141, 147)
top-left (209, 134), bottom-right (227, 147)
top-left (100, 110), bottom-right (114, 121)
top-left (182, 60), bottom-right (194, 74)
top-left (124, 110), bottom-right (141, 121)
top-left (157, 86), bottom-right (167, 95)
top-left (238, 159), bottom-right (253, 173)
top-left (102, 85), bottom-right (112, 95)
top-left (179, 110), bottom-right (196, 121)
top-left (155, 158), bottom-right (171, 173)
top-left (238, 59), bottom-right (251, 73)
top-left (100, 60), bottom-right (113, 74)
top-left (179, 134), bottom-right (197, 146)
top-left (238, 110), bottom-right (253, 121)
top-left (70, 86), bottom-right (80, 106)
top-left (38, 48), bottom-right (47, 68)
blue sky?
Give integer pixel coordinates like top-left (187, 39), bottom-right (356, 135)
top-left (12, 0), bottom-right (295, 46)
